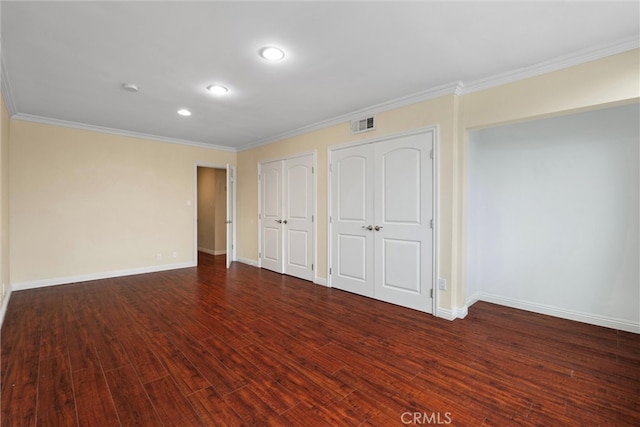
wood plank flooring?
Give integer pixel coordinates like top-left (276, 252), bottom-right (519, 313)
top-left (2, 253), bottom-right (639, 426)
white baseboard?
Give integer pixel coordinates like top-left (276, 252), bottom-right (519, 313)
top-left (0, 287), bottom-right (12, 330)
top-left (12, 262), bottom-right (196, 291)
top-left (436, 304), bottom-right (469, 321)
top-left (466, 291), bottom-right (481, 307)
top-left (477, 292), bottom-right (640, 334)
top-left (197, 247), bottom-right (226, 256)
top-left (314, 277), bottom-right (328, 287)
top-left (237, 257), bottom-right (259, 267)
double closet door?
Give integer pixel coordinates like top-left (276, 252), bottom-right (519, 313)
top-left (259, 154), bottom-right (314, 281)
top-left (330, 130), bottom-right (434, 313)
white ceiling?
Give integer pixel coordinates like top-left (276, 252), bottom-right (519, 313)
top-left (2, 1), bottom-right (639, 151)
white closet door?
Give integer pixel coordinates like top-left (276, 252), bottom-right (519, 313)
top-left (283, 155), bottom-right (314, 281)
top-left (374, 132), bottom-right (433, 313)
top-left (330, 144), bottom-right (375, 297)
top-left (260, 160), bottom-right (283, 273)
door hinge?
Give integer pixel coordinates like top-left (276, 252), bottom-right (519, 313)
top-left (312, 166), bottom-right (314, 174)
top-left (259, 213), bottom-right (262, 220)
top-left (430, 219), bottom-right (433, 229)
top-left (430, 149), bottom-right (433, 159)
top-left (329, 215), bottom-right (332, 223)
top-left (430, 289), bottom-right (433, 298)
top-left (311, 264), bottom-right (314, 271)
top-left (329, 268), bottom-right (332, 275)
top-left (312, 215), bottom-right (314, 223)
top-left (259, 252), bottom-right (262, 258)
top-left (232, 244), bottom-right (234, 250)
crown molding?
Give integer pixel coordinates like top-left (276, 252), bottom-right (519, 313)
top-left (239, 37), bottom-right (638, 151)
top-left (4, 36), bottom-right (638, 152)
top-left (460, 36), bottom-right (640, 95)
top-left (0, 50), bottom-right (18, 117)
top-left (11, 113), bottom-right (237, 152)
top-left (238, 80), bottom-right (464, 151)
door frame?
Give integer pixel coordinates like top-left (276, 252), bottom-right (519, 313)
top-left (327, 126), bottom-right (439, 315)
top-left (257, 151), bottom-right (318, 282)
top-left (193, 162), bottom-right (237, 267)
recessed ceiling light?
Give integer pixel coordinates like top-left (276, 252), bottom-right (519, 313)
top-left (260, 46), bottom-right (285, 61)
top-left (206, 84), bottom-right (229, 95)
top-left (122, 83), bottom-right (139, 92)
top-left (177, 109), bottom-right (191, 116)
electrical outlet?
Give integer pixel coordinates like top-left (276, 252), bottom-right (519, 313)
top-left (156, 253), bottom-right (162, 261)
top-left (438, 278), bottom-right (447, 290)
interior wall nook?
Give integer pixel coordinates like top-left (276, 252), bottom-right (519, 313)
top-left (466, 102), bottom-right (639, 333)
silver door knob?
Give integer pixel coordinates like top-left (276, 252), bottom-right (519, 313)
top-left (374, 225), bottom-right (383, 231)
top-left (282, 219), bottom-right (288, 224)
top-left (362, 225), bottom-right (373, 231)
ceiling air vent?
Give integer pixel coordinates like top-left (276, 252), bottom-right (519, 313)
top-left (351, 115), bottom-right (375, 134)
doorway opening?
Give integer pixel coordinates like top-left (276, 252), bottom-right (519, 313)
top-left (195, 164), bottom-right (236, 268)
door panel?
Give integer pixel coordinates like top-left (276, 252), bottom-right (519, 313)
top-left (374, 132), bottom-right (433, 313)
top-left (383, 148), bottom-right (421, 224)
top-left (226, 165), bottom-right (235, 268)
top-left (260, 161), bottom-right (283, 273)
top-left (331, 144), bottom-right (375, 297)
top-left (284, 155), bottom-right (314, 281)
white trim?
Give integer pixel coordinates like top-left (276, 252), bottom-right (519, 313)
top-left (476, 292), bottom-right (640, 334)
top-left (11, 113), bottom-right (236, 152)
top-left (435, 304), bottom-right (469, 321)
top-left (314, 277), bottom-right (328, 287)
top-left (311, 150), bottom-right (319, 285)
top-left (239, 37), bottom-right (638, 151)
top-left (226, 164), bottom-right (237, 267)
top-left (431, 125), bottom-right (440, 316)
top-left (0, 51), bottom-right (17, 117)
top-left (326, 144), bottom-right (333, 288)
top-left (460, 36), bottom-right (639, 95)
top-left (197, 247), bottom-right (226, 256)
top-left (240, 82), bottom-right (463, 151)
top-left (12, 262), bottom-right (195, 291)
top-left (0, 288), bottom-right (12, 330)
top-left (466, 291), bottom-right (481, 307)
top-left (237, 257), bottom-right (259, 267)
top-left (3, 38), bottom-right (635, 154)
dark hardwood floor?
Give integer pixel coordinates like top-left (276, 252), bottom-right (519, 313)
top-left (2, 253), bottom-right (639, 426)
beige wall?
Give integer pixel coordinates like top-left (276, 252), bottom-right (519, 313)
top-left (10, 121), bottom-right (235, 286)
top-left (237, 95), bottom-right (457, 307)
top-left (1, 95), bottom-right (10, 310)
top-left (237, 49), bottom-right (640, 313)
top-left (5, 49), bottom-right (638, 315)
